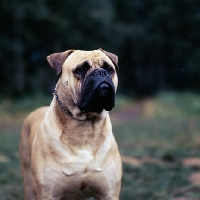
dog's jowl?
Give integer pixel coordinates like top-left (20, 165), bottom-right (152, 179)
top-left (20, 49), bottom-right (122, 200)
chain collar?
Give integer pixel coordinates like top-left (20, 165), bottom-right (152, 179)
top-left (53, 90), bottom-right (95, 122)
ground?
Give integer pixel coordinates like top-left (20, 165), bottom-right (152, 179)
top-left (0, 92), bottom-right (200, 199)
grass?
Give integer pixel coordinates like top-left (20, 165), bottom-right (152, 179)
top-left (0, 132), bottom-right (23, 200)
top-left (0, 92), bottom-right (200, 199)
top-left (111, 92), bottom-right (200, 200)
top-left (0, 94), bottom-right (51, 200)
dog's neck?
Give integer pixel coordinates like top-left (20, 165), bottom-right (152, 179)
top-left (49, 94), bottom-right (111, 149)
top-left (53, 89), bottom-right (95, 122)
top-left (53, 89), bottom-right (108, 122)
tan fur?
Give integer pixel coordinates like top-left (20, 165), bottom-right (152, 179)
top-left (20, 50), bottom-right (122, 200)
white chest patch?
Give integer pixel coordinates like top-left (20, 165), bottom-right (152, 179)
top-left (62, 150), bottom-right (102, 176)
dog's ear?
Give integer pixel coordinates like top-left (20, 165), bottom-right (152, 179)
top-left (99, 48), bottom-right (119, 70)
top-left (47, 50), bottom-right (75, 75)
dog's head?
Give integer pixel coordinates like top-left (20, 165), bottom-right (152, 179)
top-left (47, 49), bottom-right (118, 119)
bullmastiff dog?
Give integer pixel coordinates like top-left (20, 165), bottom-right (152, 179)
top-left (20, 49), bottom-right (122, 200)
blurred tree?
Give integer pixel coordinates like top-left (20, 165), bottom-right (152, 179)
top-left (0, 0), bottom-right (200, 96)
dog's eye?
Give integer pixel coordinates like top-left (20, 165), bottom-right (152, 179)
top-left (102, 63), bottom-right (114, 75)
top-left (75, 67), bottom-right (86, 74)
top-left (74, 62), bottom-right (90, 77)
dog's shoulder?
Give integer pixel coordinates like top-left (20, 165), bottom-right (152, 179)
top-left (23, 106), bottom-right (49, 128)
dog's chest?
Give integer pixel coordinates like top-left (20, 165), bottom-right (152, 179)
top-left (62, 149), bottom-right (102, 176)
top-left (45, 150), bottom-right (108, 199)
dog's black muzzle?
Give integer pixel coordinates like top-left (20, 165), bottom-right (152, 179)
top-left (77, 68), bottom-right (115, 113)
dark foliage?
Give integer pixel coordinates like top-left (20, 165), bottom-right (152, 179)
top-left (0, 0), bottom-right (200, 96)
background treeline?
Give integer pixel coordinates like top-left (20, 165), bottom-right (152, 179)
top-left (0, 0), bottom-right (200, 96)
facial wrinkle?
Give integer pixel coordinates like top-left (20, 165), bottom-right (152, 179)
top-left (91, 55), bottom-right (100, 69)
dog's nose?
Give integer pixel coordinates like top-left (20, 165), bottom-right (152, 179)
top-left (98, 83), bottom-right (110, 97)
top-left (93, 69), bottom-right (108, 77)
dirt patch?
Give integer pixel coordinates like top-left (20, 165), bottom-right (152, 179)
top-left (182, 158), bottom-right (200, 186)
top-left (121, 155), bottom-right (142, 166)
top-left (121, 154), bottom-right (168, 167)
top-left (188, 172), bottom-right (200, 185)
top-left (0, 154), bottom-right (10, 163)
top-left (182, 158), bottom-right (200, 168)
top-left (111, 98), bottom-right (156, 123)
top-left (122, 155), bottom-right (200, 168)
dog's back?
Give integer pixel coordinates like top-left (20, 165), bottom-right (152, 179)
top-left (20, 106), bottom-right (49, 200)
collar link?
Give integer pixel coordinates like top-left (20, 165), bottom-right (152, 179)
top-left (53, 89), bottom-right (95, 122)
